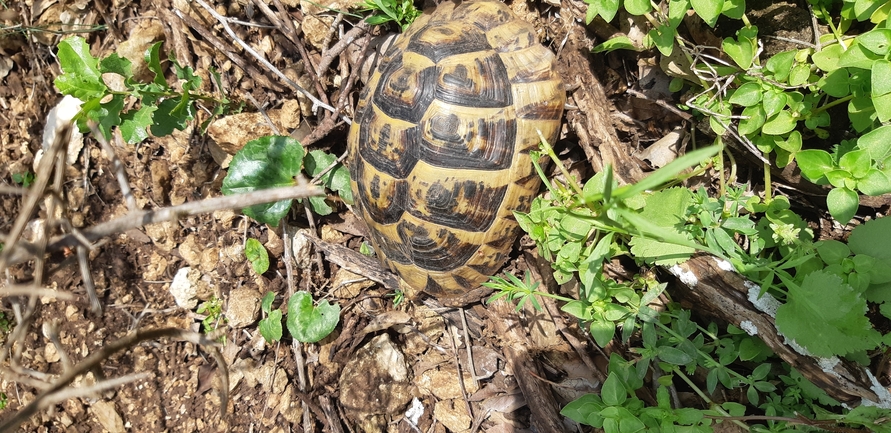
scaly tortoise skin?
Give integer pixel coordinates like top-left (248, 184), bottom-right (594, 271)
top-left (347, 0), bottom-right (565, 299)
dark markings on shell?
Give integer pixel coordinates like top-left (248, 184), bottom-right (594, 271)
top-left (354, 159), bottom-right (408, 225)
top-left (398, 221), bottom-right (480, 270)
top-left (518, 100), bottom-right (565, 120)
top-left (357, 108), bottom-right (421, 178)
top-left (424, 277), bottom-right (446, 295)
top-left (419, 115), bottom-right (516, 170)
top-left (407, 25), bottom-right (492, 63)
top-left (451, 274), bottom-right (474, 290)
top-left (374, 57), bottom-right (437, 123)
top-left (410, 180), bottom-right (508, 232)
top-left (436, 55), bottom-right (512, 108)
top-left (452, 2), bottom-right (513, 31)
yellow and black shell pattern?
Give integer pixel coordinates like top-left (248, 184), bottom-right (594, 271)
top-left (347, 0), bottom-right (565, 299)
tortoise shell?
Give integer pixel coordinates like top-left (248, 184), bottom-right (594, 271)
top-left (347, 0), bottom-right (565, 299)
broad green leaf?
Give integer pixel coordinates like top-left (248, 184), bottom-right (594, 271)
top-left (55, 36), bottom-right (107, 100)
top-left (722, 0), bottom-right (745, 18)
top-left (592, 36), bottom-right (639, 53)
top-left (738, 104), bottom-right (766, 136)
top-left (827, 187), bottom-right (860, 224)
top-left (98, 53), bottom-right (132, 77)
top-left (307, 195), bottom-right (334, 216)
top-left (812, 44), bottom-right (844, 72)
top-left (789, 63), bottom-right (812, 86)
top-left (857, 124), bottom-right (891, 162)
top-left (150, 96), bottom-right (194, 137)
top-left (857, 169), bottom-right (891, 195)
top-left (245, 238), bottom-right (270, 275)
top-left (849, 217), bottom-right (891, 283)
top-left (614, 145), bottom-right (722, 198)
top-left (839, 42), bottom-right (882, 70)
top-left (839, 149), bottom-right (871, 178)
top-left (590, 317), bottom-right (617, 347)
top-left (259, 309), bottom-right (283, 343)
top-left (222, 136), bottom-right (307, 225)
top-left (872, 92), bottom-right (891, 123)
top-left (728, 82), bottom-right (763, 106)
top-left (826, 169), bottom-right (854, 189)
top-left (761, 89), bottom-right (785, 118)
top-left (261, 291), bottom-right (276, 313)
top-left (776, 270), bottom-right (881, 357)
top-left (144, 41), bottom-right (167, 87)
top-left (561, 394), bottom-right (605, 426)
top-left (873, 60), bottom-right (891, 96)
top-left (766, 50), bottom-right (796, 81)
top-left (286, 291), bottom-right (340, 343)
top-left (858, 28), bottom-right (891, 55)
top-left (305, 150), bottom-right (353, 203)
top-left (601, 372), bottom-right (627, 406)
top-left (871, 0), bottom-right (891, 23)
top-left (591, 0), bottom-right (620, 22)
top-left (120, 105), bottom-right (157, 144)
top-left (658, 346), bottom-right (694, 365)
top-left (668, 0), bottom-right (690, 27)
top-left (848, 96), bottom-right (877, 132)
top-left (816, 240), bottom-right (851, 265)
top-left (723, 34), bottom-right (756, 69)
top-left (762, 110), bottom-right (796, 135)
top-left (818, 69), bottom-right (851, 97)
top-left (647, 25), bottom-right (675, 57)
top-left (691, 0), bottom-right (722, 26)
top-left (854, 0), bottom-right (885, 20)
top-left (624, 0), bottom-right (651, 15)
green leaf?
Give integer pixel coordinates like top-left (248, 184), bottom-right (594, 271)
top-left (723, 33), bottom-right (756, 69)
top-left (305, 150), bottom-right (353, 203)
top-left (613, 146), bottom-right (722, 199)
top-left (286, 291), bottom-right (340, 343)
top-left (594, 0), bottom-right (620, 22)
top-left (728, 82), bottom-right (763, 107)
top-left (119, 105), bottom-right (157, 144)
top-left (761, 89), bottom-right (785, 118)
top-left (858, 169), bottom-right (891, 195)
top-left (873, 92), bottom-right (891, 123)
top-left (762, 110), bottom-right (796, 135)
top-left (222, 136), bottom-right (307, 225)
top-left (144, 41), bottom-right (167, 87)
top-left (826, 187), bottom-right (860, 224)
top-left (647, 25), bottom-right (675, 57)
top-left (818, 69), bottom-right (851, 98)
top-left (691, 0), bottom-right (722, 26)
top-left (857, 124), bottom-right (891, 162)
top-left (601, 372), bottom-right (627, 406)
top-left (150, 96), bottom-right (194, 137)
top-left (850, 218), bottom-right (891, 288)
top-left (55, 37), bottom-right (107, 101)
top-left (789, 63), bottom-right (812, 86)
top-left (259, 309), bottom-right (283, 343)
top-left (261, 291), bottom-right (276, 313)
top-left (99, 53), bottom-right (132, 77)
top-left (858, 28), bottom-right (891, 55)
top-left (776, 270), bottom-right (881, 357)
top-left (873, 60), bottom-right (891, 96)
top-left (722, 0), bottom-right (745, 18)
top-left (816, 240), bottom-right (851, 265)
top-left (839, 42), bottom-right (882, 70)
top-left (848, 96), bottom-right (878, 132)
top-left (738, 104), bottom-right (766, 136)
top-left (766, 50), bottom-right (796, 81)
top-left (812, 44), bottom-right (844, 72)
top-left (668, 0), bottom-right (690, 27)
top-left (624, 0), bottom-right (652, 15)
top-left (245, 238), bottom-right (270, 275)
top-left (561, 394), bottom-right (605, 426)
top-left (590, 317), bottom-right (617, 347)
top-left (657, 346), bottom-right (694, 365)
top-left (592, 36), bottom-right (639, 53)
top-left (839, 149), bottom-right (871, 178)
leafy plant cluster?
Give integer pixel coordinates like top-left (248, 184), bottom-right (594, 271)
top-left (54, 36), bottom-right (236, 143)
top-left (358, 0), bottom-right (421, 31)
top-left (587, 0), bottom-right (891, 223)
top-left (490, 137), bottom-right (891, 430)
top-left (54, 38), bottom-right (345, 346)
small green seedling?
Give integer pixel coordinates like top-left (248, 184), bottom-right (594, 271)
top-left (360, 0), bottom-right (421, 31)
top-left (258, 292), bottom-right (283, 343)
top-left (286, 291), bottom-right (340, 343)
top-left (245, 238), bottom-right (269, 275)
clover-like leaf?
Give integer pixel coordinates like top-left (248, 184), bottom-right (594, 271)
top-left (286, 291), bottom-right (340, 343)
top-left (222, 136), bottom-right (306, 225)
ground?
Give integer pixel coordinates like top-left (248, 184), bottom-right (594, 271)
top-left (0, 0), bottom-right (884, 432)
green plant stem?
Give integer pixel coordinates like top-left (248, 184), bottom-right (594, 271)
top-left (763, 162), bottom-right (772, 203)
top-left (668, 366), bottom-right (753, 431)
top-left (810, 94), bottom-right (855, 116)
top-left (538, 130), bottom-right (585, 198)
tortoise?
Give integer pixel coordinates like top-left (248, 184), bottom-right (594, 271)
top-left (347, 0), bottom-right (565, 299)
